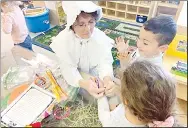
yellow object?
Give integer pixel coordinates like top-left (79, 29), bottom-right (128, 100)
top-left (46, 69), bottom-right (67, 102)
top-left (24, 8), bottom-right (45, 16)
top-left (25, 125), bottom-right (32, 127)
top-left (165, 34), bottom-right (187, 60)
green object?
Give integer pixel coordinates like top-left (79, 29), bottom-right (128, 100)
top-left (171, 70), bottom-right (187, 78)
top-left (33, 25), bottom-right (65, 46)
top-left (1, 93), bottom-right (10, 110)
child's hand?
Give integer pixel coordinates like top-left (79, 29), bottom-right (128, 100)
top-left (117, 46), bottom-right (136, 60)
top-left (104, 80), bottom-right (119, 97)
top-left (115, 36), bottom-right (129, 53)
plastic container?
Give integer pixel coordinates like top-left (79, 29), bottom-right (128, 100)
top-left (136, 15), bottom-right (147, 23)
top-left (24, 8), bottom-right (50, 33)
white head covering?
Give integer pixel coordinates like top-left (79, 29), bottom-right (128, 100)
top-left (62, 1), bottom-right (102, 29)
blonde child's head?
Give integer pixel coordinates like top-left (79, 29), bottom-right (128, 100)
top-left (1, 1), bottom-right (22, 13)
top-left (137, 15), bottom-right (177, 58)
top-left (121, 60), bottom-right (177, 127)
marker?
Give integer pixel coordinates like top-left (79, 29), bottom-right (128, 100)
top-left (95, 78), bottom-right (100, 88)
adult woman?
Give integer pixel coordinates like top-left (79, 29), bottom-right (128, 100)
top-left (50, 1), bottom-right (115, 99)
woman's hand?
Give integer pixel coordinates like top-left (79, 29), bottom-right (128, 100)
top-left (79, 79), bottom-right (105, 99)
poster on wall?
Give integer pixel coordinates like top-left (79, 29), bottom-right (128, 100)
top-left (176, 40), bottom-right (187, 52)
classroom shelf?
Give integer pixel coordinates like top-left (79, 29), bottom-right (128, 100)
top-left (126, 13), bottom-right (136, 21)
top-left (98, 1), bottom-right (106, 7)
top-left (117, 3), bottom-right (126, 11)
top-left (116, 11), bottom-right (125, 19)
top-left (107, 9), bottom-right (116, 17)
top-left (102, 8), bottom-right (106, 15)
top-left (97, 1), bottom-right (184, 23)
top-left (127, 5), bottom-right (138, 13)
top-left (138, 7), bottom-right (149, 15)
top-left (107, 2), bottom-right (116, 9)
top-left (139, 1), bottom-right (151, 6)
top-left (158, 2), bottom-right (178, 9)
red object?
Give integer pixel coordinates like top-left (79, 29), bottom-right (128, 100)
top-left (30, 122), bottom-right (41, 127)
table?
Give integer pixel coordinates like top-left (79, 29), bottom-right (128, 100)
top-left (163, 54), bottom-right (187, 101)
top-left (1, 46), bottom-right (101, 127)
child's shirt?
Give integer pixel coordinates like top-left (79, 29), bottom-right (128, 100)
top-left (2, 6), bottom-right (29, 44)
top-left (131, 49), bottom-right (163, 66)
top-left (98, 96), bottom-right (146, 127)
top-left (120, 49), bottom-right (163, 69)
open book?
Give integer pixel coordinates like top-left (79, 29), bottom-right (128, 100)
top-left (1, 83), bottom-right (55, 127)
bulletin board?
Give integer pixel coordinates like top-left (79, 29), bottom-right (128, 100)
top-left (165, 34), bottom-right (187, 60)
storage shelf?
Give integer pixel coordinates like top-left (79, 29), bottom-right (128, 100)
top-left (116, 11), bottom-right (125, 18)
top-left (107, 9), bottom-right (116, 17)
top-left (98, 1), bottom-right (106, 8)
top-left (138, 7), bottom-right (149, 15)
top-left (117, 3), bottom-right (126, 11)
top-left (98, 1), bottom-right (183, 24)
top-left (127, 5), bottom-right (138, 13)
top-left (158, 2), bottom-right (178, 9)
top-left (126, 13), bottom-right (136, 21)
top-left (107, 2), bottom-right (116, 9)
top-left (102, 8), bottom-right (106, 15)
top-left (126, 11), bottom-right (137, 15)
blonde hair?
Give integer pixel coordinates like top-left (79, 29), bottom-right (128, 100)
top-left (121, 60), bottom-right (176, 124)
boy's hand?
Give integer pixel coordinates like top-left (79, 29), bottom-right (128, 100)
top-left (115, 36), bottom-right (129, 53)
top-left (117, 46), bottom-right (136, 60)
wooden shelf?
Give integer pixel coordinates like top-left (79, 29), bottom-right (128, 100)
top-left (116, 11), bottom-right (125, 19)
top-left (107, 2), bottom-right (116, 9)
top-left (98, 1), bottom-right (154, 23)
top-left (126, 11), bottom-right (137, 15)
top-left (126, 13), bottom-right (136, 21)
top-left (98, 1), bottom-right (106, 8)
top-left (138, 7), bottom-right (149, 15)
top-left (127, 5), bottom-right (138, 13)
top-left (102, 8), bottom-right (106, 15)
top-left (117, 3), bottom-right (126, 11)
top-left (107, 9), bottom-right (116, 17)
top-left (158, 2), bottom-right (178, 9)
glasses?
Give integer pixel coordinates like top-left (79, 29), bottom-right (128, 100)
top-left (73, 21), bottom-right (96, 29)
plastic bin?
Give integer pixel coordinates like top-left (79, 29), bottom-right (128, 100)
top-left (24, 8), bottom-right (50, 33)
top-left (136, 15), bottom-right (147, 23)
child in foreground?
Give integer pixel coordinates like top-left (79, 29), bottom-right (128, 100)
top-left (1, 1), bottom-right (33, 51)
top-left (98, 60), bottom-right (179, 127)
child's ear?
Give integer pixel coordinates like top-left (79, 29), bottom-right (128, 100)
top-left (124, 99), bottom-right (128, 105)
top-left (159, 44), bottom-right (168, 53)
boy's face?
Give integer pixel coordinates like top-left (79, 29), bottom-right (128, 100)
top-left (137, 27), bottom-right (168, 58)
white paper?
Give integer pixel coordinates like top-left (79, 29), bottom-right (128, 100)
top-left (1, 87), bottom-right (53, 127)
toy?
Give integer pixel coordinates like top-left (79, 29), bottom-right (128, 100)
top-left (171, 61), bottom-right (187, 78)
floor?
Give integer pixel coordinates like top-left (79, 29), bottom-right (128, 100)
top-left (1, 25), bottom-right (187, 127)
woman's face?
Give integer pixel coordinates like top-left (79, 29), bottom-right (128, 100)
top-left (72, 12), bottom-right (96, 39)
